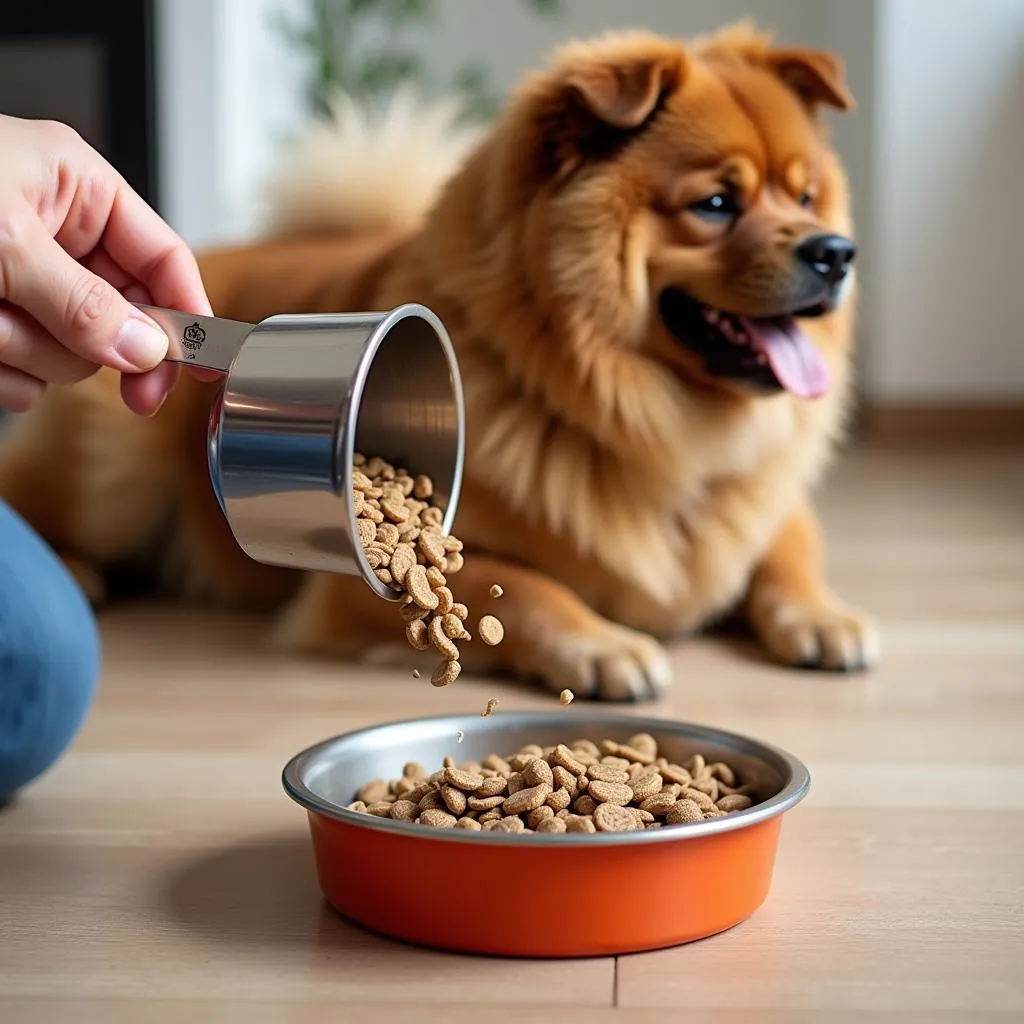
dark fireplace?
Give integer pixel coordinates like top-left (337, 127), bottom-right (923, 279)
top-left (0, 0), bottom-right (158, 207)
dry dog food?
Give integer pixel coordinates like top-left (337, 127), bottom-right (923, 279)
top-left (346, 733), bottom-right (758, 834)
top-left (481, 698), bottom-right (499, 717)
top-left (559, 689), bottom-right (574, 705)
top-left (353, 454), bottom-right (504, 684)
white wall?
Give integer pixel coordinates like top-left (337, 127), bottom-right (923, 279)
top-left (152, 0), bottom-right (1024, 403)
top-left (869, 0), bottom-right (1024, 401)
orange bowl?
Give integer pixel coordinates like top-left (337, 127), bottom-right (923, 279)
top-left (282, 712), bottom-right (810, 957)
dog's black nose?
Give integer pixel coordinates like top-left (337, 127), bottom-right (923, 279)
top-left (795, 233), bottom-right (856, 286)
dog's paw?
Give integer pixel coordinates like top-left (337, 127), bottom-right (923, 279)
top-left (540, 623), bottom-right (672, 702)
top-left (756, 596), bottom-right (879, 672)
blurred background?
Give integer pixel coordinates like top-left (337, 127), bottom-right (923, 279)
top-left (1, 0), bottom-right (1022, 431)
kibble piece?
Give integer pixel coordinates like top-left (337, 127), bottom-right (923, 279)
top-left (588, 780), bottom-right (634, 806)
top-left (679, 787), bottom-right (716, 812)
top-left (489, 584), bottom-right (504, 598)
top-left (405, 564), bottom-right (439, 611)
top-left (629, 771), bottom-right (664, 802)
top-left (492, 815), bottom-right (526, 834)
top-left (478, 615), bottom-right (504, 646)
top-left (441, 785), bottom-right (468, 815)
top-left (446, 552), bottom-right (465, 574)
top-left (428, 616), bottom-right (460, 660)
top-left (528, 805), bottom-right (555, 829)
top-left (412, 474), bottom-right (433, 499)
top-left (559, 689), bottom-right (574, 705)
top-left (546, 786), bottom-right (572, 812)
top-left (537, 817), bottom-right (567, 834)
top-left (661, 764), bottom-right (693, 787)
top-left (506, 772), bottom-right (525, 795)
top-left (475, 776), bottom-right (508, 798)
top-left (405, 618), bottom-right (429, 652)
top-left (380, 496), bottom-right (409, 523)
top-left (418, 530), bottom-right (447, 570)
top-left (452, 602), bottom-right (469, 621)
top-left (565, 814), bottom-right (597, 834)
top-left (666, 799), bottom-right (705, 825)
top-left (587, 763), bottom-right (630, 784)
top-left (425, 565), bottom-right (447, 589)
top-left (389, 800), bottom-right (419, 821)
top-left (347, 801), bottom-right (367, 813)
top-left (418, 790), bottom-right (445, 811)
top-left (388, 543), bottom-right (417, 586)
top-left (419, 808), bottom-right (457, 828)
top-left (399, 599), bottom-right (429, 623)
top-left (481, 698), bottom-right (499, 717)
top-left (550, 745), bottom-right (586, 775)
top-left (574, 795), bottom-right (598, 816)
top-left (551, 766), bottom-right (579, 797)
top-left (522, 758), bottom-right (554, 788)
top-left (455, 816), bottom-right (482, 830)
top-left (594, 802), bottom-right (641, 833)
top-left (468, 794), bottom-right (505, 811)
top-left (503, 782), bottom-right (552, 815)
top-left (356, 779), bottom-right (389, 804)
top-left (431, 659), bottom-right (461, 687)
top-left (716, 794), bottom-right (753, 813)
top-left (444, 767), bottom-right (485, 792)
top-left (615, 744), bottom-right (656, 766)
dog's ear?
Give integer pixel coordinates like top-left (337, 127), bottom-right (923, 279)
top-left (564, 53), bottom-right (685, 129)
top-left (763, 48), bottom-right (855, 112)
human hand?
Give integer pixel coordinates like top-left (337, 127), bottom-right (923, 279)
top-left (0, 114), bottom-right (213, 416)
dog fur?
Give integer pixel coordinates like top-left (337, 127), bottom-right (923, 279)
top-left (0, 23), bottom-right (879, 700)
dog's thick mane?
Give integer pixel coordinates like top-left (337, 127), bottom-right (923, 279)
top-left (261, 29), bottom-right (848, 608)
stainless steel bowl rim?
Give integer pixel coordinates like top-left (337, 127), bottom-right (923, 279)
top-left (281, 711), bottom-right (811, 847)
top-left (342, 303), bottom-right (466, 602)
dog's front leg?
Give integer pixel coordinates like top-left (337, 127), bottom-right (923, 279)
top-left (453, 553), bottom-right (672, 701)
top-left (746, 501), bottom-right (879, 672)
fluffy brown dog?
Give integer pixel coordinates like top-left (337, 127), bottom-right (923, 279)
top-left (0, 23), bottom-right (879, 700)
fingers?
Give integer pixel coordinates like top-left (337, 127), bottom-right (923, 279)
top-left (121, 362), bottom-right (181, 417)
top-left (0, 304), bottom-right (99, 385)
top-left (100, 183), bottom-right (213, 315)
top-left (0, 206), bottom-right (169, 372)
top-left (0, 365), bottom-right (45, 412)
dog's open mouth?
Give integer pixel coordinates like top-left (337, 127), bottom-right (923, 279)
top-left (658, 288), bottom-right (832, 399)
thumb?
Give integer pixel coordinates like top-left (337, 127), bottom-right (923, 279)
top-left (0, 213), bottom-right (168, 372)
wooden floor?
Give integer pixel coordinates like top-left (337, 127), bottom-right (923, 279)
top-left (1, 438), bottom-right (1022, 1022)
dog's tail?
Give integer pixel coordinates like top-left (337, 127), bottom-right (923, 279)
top-left (261, 85), bottom-right (484, 241)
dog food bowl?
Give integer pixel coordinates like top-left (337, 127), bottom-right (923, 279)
top-left (282, 711), bottom-right (810, 957)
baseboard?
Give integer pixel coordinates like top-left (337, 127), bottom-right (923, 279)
top-left (854, 402), bottom-right (1024, 445)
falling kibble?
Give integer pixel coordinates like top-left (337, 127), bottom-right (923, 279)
top-left (481, 698), bottom-right (499, 718)
top-left (559, 688), bottom-right (574, 705)
top-left (457, 730), bottom-right (465, 744)
top-left (489, 584), bottom-right (503, 598)
top-left (412, 669), bottom-right (420, 679)
top-left (478, 615), bottom-right (504, 646)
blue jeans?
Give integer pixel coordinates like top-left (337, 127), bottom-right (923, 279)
top-left (0, 501), bottom-right (99, 800)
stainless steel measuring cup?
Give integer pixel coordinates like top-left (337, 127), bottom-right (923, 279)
top-left (139, 303), bottom-right (465, 602)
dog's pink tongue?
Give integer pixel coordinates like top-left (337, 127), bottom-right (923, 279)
top-left (740, 316), bottom-right (831, 398)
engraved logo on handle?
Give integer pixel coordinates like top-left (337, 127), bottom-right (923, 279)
top-left (181, 322), bottom-right (206, 360)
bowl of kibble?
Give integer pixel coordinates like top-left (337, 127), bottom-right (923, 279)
top-left (282, 711), bottom-right (810, 957)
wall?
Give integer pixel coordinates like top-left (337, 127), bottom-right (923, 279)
top-left (869, 0), bottom-right (1024, 402)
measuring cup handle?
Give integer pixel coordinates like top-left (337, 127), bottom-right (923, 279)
top-left (136, 304), bottom-right (254, 374)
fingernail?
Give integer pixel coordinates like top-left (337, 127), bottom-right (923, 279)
top-left (115, 317), bottom-right (167, 370)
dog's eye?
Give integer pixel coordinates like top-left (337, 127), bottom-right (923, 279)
top-left (689, 192), bottom-right (741, 221)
